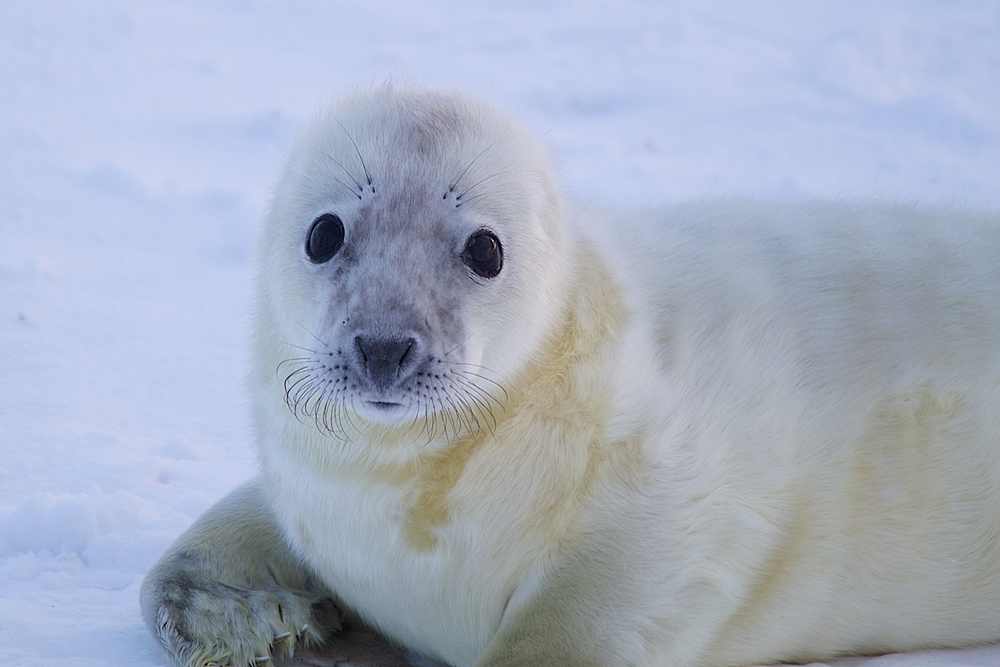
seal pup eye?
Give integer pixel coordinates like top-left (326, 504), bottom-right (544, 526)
top-left (306, 213), bottom-right (345, 263)
top-left (462, 229), bottom-right (503, 279)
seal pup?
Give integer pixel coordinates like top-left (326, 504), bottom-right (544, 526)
top-left (142, 86), bottom-right (1000, 667)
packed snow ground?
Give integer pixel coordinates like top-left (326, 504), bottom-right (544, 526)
top-left (2, 2), bottom-right (999, 666)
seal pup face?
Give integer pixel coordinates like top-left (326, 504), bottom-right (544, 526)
top-left (258, 88), bottom-right (570, 446)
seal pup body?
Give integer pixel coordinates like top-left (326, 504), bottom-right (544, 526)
top-left (142, 88), bottom-right (1000, 667)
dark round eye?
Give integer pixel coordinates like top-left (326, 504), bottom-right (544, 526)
top-left (305, 213), bottom-right (345, 263)
top-left (462, 229), bottom-right (503, 279)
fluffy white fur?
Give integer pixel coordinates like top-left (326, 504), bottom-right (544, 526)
top-left (142, 87), bottom-right (1000, 667)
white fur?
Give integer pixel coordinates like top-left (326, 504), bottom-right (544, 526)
top-left (143, 88), bottom-right (1000, 667)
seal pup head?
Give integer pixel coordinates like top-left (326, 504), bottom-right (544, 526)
top-left (257, 87), bottom-right (571, 450)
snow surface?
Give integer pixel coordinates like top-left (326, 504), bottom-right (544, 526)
top-left (2, 2), bottom-right (999, 666)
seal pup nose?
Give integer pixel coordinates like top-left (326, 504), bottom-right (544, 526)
top-left (354, 335), bottom-right (417, 390)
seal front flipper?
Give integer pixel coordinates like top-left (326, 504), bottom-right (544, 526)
top-left (140, 479), bottom-right (343, 667)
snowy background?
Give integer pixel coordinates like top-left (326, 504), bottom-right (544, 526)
top-left (2, 1), bottom-right (999, 666)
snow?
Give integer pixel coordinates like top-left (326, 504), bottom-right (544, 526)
top-left (1, 1), bottom-right (998, 666)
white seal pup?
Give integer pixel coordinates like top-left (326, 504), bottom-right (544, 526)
top-left (142, 86), bottom-right (1000, 667)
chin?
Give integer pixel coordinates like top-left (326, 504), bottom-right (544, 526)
top-left (353, 399), bottom-right (412, 426)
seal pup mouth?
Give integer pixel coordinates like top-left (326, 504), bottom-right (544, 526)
top-left (367, 400), bottom-right (404, 410)
top-left (358, 399), bottom-right (409, 423)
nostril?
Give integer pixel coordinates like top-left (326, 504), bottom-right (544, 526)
top-left (397, 337), bottom-right (417, 369)
top-left (354, 336), bottom-right (369, 368)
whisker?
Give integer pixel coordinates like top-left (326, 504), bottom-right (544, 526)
top-left (456, 169), bottom-right (510, 200)
top-left (294, 374), bottom-right (324, 407)
top-left (427, 398), bottom-right (439, 444)
top-left (421, 401), bottom-right (434, 448)
top-left (292, 378), bottom-right (323, 418)
top-left (281, 341), bottom-right (323, 354)
top-left (447, 142), bottom-right (496, 194)
top-left (454, 384), bottom-right (493, 434)
top-left (305, 379), bottom-right (332, 417)
top-left (330, 386), bottom-right (345, 436)
top-left (415, 396), bottom-right (429, 443)
top-left (345, 394), bottom-right (363, 435)
top-left (454, 191), bottom-right (495, 209)
top-left (447, 388), bottom-right (480, 436)
top-left (420, 392), bottom-right (439, 446)
top-left (331, 387), bottom-right (348, 437)
top-left (456, 381), bottom-right (492, 428)
top-left (403, 401), bottom-right (422, 439)
top-left (336, 119), bottom-right (375, 193)
top-left (323, 386), bottom-right (346, 441)
top-left (449, 371), bottom-right (507, 407)
top-left (328, 390), bottom-right (347, 441)
top-left (438, 391), bottom-right (462, 439)
top-left (319, 386), bottom-right (335, 435)
top-left (325, 151), bottom-right (366, 193)
top-left (438, 393), bottom-right (456, 441)
top-left (276, 357), bottom-right (315, 374)
top-left (445, 361), bottom-right (503, 373)
top-left (284, 372), bottom-right (315, 410)
top-left (453, 370), bottom-right (510, 401)
top-left (457, 386), bottom-right (485, 435)
top-left (310, 383), bottom-right (329, 431)
top-left (330, 174), bottom-right (363, 201)
top-left (283, 366), bottom-right (317, 394)
top-left (295, 323), bottom-right (329, 350)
